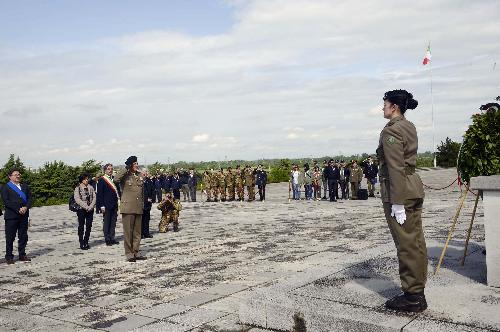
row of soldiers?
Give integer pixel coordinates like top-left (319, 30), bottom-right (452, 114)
top-left (202, 165), bottom-right (262, 202)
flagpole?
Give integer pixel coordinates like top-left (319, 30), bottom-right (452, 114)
top-left (429, 41), bottom-right (436, 168)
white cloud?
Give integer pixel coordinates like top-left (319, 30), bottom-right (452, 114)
top-left (0, 0), bottom-right (499, 166)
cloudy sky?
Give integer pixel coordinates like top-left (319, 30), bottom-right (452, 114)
top-left (1, 0), bottom-right (499, 167)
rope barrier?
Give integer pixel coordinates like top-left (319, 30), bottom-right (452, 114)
top-left (422, 177), bottom-right (458, 190)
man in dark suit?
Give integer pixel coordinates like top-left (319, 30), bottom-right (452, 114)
top-left (141, 170), bottom-right (155, 239)
top-left (255, 164), bottom-right (268, 201)
top-left (187, 169), bottom-right (198, 202)
top-left (1, 168), bottom-right (33, 264)
top-left (324, 159), bottom-right (340, 202)
top-left (96, 163), bottom-right (120, 246)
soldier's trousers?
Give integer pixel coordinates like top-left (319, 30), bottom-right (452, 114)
top-left (367, 178), bottom-right (376, 196)
top-left (122, 214), bottom-right (142, 260)
top-left (322, 180), bottom-right (328, 197)
top-left (350, 182), bottom-right (359, 199)
top-left (247, 185), bottom-right (255, 201)
top-left (205, 188), bottom-right (212, 201)
top-left (227, 186), bottom-right (235, 200)
top-left (236, 185), bottom-right (244, 201)
top-left (219, 187), bottom-right (226, 201)
top-left (212, 188), bottom-right (219, 201)
top-left (159, 211), bottom-right (179, 232)
top-left (383, 199), bottom-right (427, 294)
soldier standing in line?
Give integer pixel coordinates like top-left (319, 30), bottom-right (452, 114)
top-left (203, 171), bottom-right (212, 202)
top-left (225, 167), bottom-right (236, 201)
top-left (378, 89), bottom-right (427, 312)
top-left (349, 160), bottom-right (363, 200)
top-left (210, 169), bottom-right (219, 202)
top-left (114, 156), bottom-right (146, 262)
top-left (244, 165), bottom-right (256, 201)
top-left (217, 168), bottom-right (227, 202)
top-left (235, 165), bottom-right (245, 201)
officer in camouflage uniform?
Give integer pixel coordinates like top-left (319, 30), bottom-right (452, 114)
top-left (244, 166), bottom-right (256, 201)
top-left (218, 169), bottom-right (226, 202)
top-left (225, 167), bottom-right (236, 201)
top-left (157, 192), bottom-right (182, 232)
top-left (203, 171), bottom-right (212, 202)
top-left (234, 165), bottom-right (245, 201)
top-left (377, 89), bottom-right (427, 313)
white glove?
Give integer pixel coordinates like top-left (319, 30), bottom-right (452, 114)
top-left (391, 204), bottom-right (406, 225)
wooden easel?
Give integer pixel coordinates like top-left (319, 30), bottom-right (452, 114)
top-left (434, 185), bottom-right (481, 275)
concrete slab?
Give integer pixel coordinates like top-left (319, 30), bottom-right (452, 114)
top-left (167, 307), bottom-right (228, 327)
top-left (171, 292), bottom-right (224, 307)
top-left (136, 302), bottom-right (192, 319)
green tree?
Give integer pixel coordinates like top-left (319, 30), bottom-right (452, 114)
top-left (436, 137), bottom-right (461, 167)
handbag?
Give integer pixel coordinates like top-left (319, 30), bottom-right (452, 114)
top-left (69, 188), bottom-right (83, 212)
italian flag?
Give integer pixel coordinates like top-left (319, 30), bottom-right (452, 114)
top-left (423, 44), bottom-right (431, 65)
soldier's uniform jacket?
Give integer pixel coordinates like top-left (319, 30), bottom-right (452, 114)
top-left (114, 169), bottom-right (144, 214)
top-left (244, 168), bottom-right (255, 185)
top-left (203, 173), bottom-right (212, 189)
top-left (225, 171), bottom-right (235, 187)
top-left (349, 166), bottom-right (363, 183)
top-left (217, 172), bottom-right (226, 187)
top-left (376, 115), bottom-right (424, 205)
top-left (234, 169), bottom-right (244, 186)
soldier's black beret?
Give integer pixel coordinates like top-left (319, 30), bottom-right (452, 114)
top-left (125, 155), bottom-right (137, 166)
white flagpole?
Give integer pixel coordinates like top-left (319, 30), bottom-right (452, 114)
top-left (429, 42), bottom-right (436, 168)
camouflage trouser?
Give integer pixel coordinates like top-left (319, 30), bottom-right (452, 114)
top-left (205, 187), bottom-right (212, 201)
top-left (159, 211), bottom-right (179, 232)
top-left (247, 185), bottom-right (255, 201)
top-left (212, 187), bottom-right (219, 201)
top-left (227, 186), bottom-right (235, 200)
top-left (219, 187), bottom-right (226, 201)
top-left (236, 184), bottom-right (244, 201)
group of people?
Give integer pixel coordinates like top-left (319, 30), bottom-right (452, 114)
top-left (290, 157), bottom-right (379, 201)
top-left (1, 89), bottom-right (429, 313)
top-left (202, 165), bottom-right (268, 202)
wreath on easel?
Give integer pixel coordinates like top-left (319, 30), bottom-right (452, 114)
top-left (435, 97), bottom-right (500, 274)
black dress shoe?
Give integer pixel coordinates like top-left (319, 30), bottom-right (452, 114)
top-left (385, 293), bottom-right (427, 313)
top-left (127, 258), bottom-right (136, 262)
top-left (19, 255), bottom-right (31, 262)
top-left (112, 240), bottom-right (120, 245)
top-left (106, 242), bottom-right (113, 246)
top-left (135, 256), bottom-right (147, 261)
top-left (145, 235), bottom-right (153, 238)
top-left (85, 244), bottom-right (90, 250)
top-left (6, 259), bottom-right (14, 265)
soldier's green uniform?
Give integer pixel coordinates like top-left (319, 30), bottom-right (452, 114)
top-left (225, 169), bottom-right (235, 201)
top-left (210, 170), bottom-right (219, 202)
top-left (244, 167), bottom-right (256, 201)
top-left (349, 164), bottom-right (363, 199)
top-left (217, 170), bottom-right (226, 202)
top-left (203, 172), bottom-right (212, 202)
top-left (377, 114), bottom-right (427, 309)
top-left (235, 167), bottom-right (245, 201)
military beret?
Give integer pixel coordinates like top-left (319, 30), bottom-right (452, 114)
top-left (125, 155), bottom-right (137, 166)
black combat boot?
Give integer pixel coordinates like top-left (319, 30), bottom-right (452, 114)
top-left (173, 222), bottom-right (179, 232)
top-left (385, 292), bottom-right (427, 313)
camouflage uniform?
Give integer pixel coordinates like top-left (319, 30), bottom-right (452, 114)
top-left (203, 172), bottom-right (212, 202)
top-left (244, 167), bottom-right (256, 201)
top-left (225, 169), bottom-right (235, 201)
top-left (211, 171), bottom-right (219, 202)
top-left (157, 197), bottom-right (182, 232)
top-left (218, 170), bottom-right (226, 201)
top-left (234, 168), bottom-right (245, 201)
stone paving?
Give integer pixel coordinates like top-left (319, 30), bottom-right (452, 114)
top-left (0, 168), bottom-right (498, 331)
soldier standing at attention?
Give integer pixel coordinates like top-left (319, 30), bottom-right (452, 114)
top-left (349, 160), bottom-right (363, 200)
top-left (225, 167), bottom-right (236, 201)
top-left (235, 165), bottom-right (245, 201)
top-left (377, 89), bottom-right (427, 312)
top-left (218, 169), bottom-right (227, 202)
top-left (244, 166), bottom-right (256, 201)
top-left (203, 171), bottom-right (212, 202)
top-left (114, 156), bottom-right (146, 262)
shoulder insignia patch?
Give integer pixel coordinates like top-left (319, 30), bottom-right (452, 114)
top-left (386, 136), bottom-right (397, 144)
